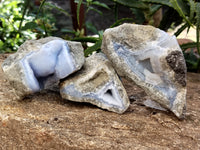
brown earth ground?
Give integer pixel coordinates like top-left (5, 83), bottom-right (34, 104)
top-left (0, 54), bottom-right (200, 150)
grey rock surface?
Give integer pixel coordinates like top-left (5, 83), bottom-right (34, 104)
top-left (143, 99), bottom-right (167, 111)
top-left (101, 23), bottom-right (187, 118)
top-left (2, 37), bottom-right (84, 100)
top-left (60, 53), bottom-right (130, 113)
top-left (0, 54), bottom-right (200, 149)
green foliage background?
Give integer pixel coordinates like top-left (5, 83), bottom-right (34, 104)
top-left (0, 0), bottom-right (57, 52)
top-left (0, 0), bottom-right (36, 52)
top-left (0, 0), bottom-right (200, 72)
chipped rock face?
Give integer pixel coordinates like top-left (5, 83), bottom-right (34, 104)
top-left (101, 23), bottom-right (187, 118)
top-left (2, 37), bottom-right (84, 99)
top-left (60, 53), bottom-right (130, 113)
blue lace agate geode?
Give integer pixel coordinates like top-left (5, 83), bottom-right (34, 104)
top-left (2, 37), bottom-right (84, 99)
top-left (101, 23), bottom-right (187, 118)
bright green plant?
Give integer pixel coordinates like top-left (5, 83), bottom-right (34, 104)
top-left (0, 0), bottom-right (36, 52)
top-left (73, 0), bottom-right (111, 56)
top-left (19, 0), bottom-right (58, 38)
top-left (0, 0), bottom-right (58, 53)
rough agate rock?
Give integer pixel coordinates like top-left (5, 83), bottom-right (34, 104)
top-left (2, 37), bottom-right (84, 99)
top-left (60, 53), bottom-right (130, 113)
top-left (101, 23), bottom-right (187, 118)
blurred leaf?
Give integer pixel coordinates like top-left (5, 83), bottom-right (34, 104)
top-left (87, 6), bottom-right (103, 15)
top-left (91, 1), bottom-right (110, 9)
top-left (75, 0), bottom-right (86, 4)
top-left (183, 49), bottom-right (200, 71)
top-left (38, 0), bottom-right (47, 15)
top-left (180, 42), bottom-right (197, 50)
top-left (159, 7), bottom-right (183, 31)
top-left (130, 8), bottom-right (145, 24)
top-left (189, 0), bottom-right (195, 20)
top-left (196, 2), bottom-right (200, 55)
top-left (18, 0), bottom-right (30, 32)
top-left (142, 0), bottom-right (172, 7)
top-left (85, 22), bottom-right (98, 34)
top-left (110, 18), bottom-right (134, 28)
top-left (111, 0), bottom-right (149, 9)
top-left (0, 15), bottom-right (6, 19)
top-left (186, 25), bottom-right (190, 35)
top-left (142, 0), bottom-right (190, 23)
top-left (77, 0), bottom-right (83, 26)
top-left (35, 27), bottom-right (45, 33)
top-left (84, 39), bottom-right (102, 57)
top-left (98, 30), bottom-right (104, 39)
top-left (72, 36), bottom-right (99, 43)
top-left (0, 40), bottom-right (4, 49)
top-left (149, 4), bottom-right (162, 17)
top-left (60, 28), bottom-right (76, 34)
top-left (170, 0), bottom-right (192, 26)
top-left (21, 22), bottom-right (38, 30)
top-left (114, 3), bottom-right (119, 21)
top-left (44, 2), bottom-right (71, 17)
top-left (174, 23), bottom-right (189, 37)
top-left (176, 0), bottom-right (189, 15)
top-left (13, 17), bottom-right (22, 21)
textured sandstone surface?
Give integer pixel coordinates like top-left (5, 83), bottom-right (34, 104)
top-left (1, 37), bottom-right (84, 100)
top-left (101, 23), bottom-right (187, 118)
top-left (60, 53), bottom-right (130, 113)
top-left (0, 54), bottom-right (200, 149)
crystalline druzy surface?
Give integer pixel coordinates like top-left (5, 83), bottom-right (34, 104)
top-left (60, 53), bottom-right (130, 114)
top-left (101, 23), bottom-right (187, 118)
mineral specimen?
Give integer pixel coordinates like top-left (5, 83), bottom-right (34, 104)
top-left (60, 53), bottom-right (130, 113)
top-left (2, 37), bottom-right (84, 99)
top-left (101, 23), bottom-right (187, 118)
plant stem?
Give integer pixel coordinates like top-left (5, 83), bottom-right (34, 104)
top-left (114, 3), bottom-right (119, 22)
top-left (196, 3), bottom-right (200, 55)
top-left (18, 0), bottom-right (30, 34)
top-left (42, 9), bottom-right (48, 37)
top-left (36, 0), bottom-right (47, 19)
top-left (70, 0), bottom-right (86, 35)
top-left (197, 26), bottom-right (200, 55)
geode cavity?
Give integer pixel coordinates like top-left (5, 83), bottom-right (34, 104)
top-left (2, 37), bottom-right (85, 99)
top-left (101, 23), bottom-right (187, 118)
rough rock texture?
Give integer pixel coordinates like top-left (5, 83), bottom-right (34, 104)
top-left (60, 53), bottom-right (130, 113)
top-left (1, 37), bottom-right (84, 100)
top-left (101, 23), bottom-right (187, 118)
top-left (0, 54), bottom-right (200, 149)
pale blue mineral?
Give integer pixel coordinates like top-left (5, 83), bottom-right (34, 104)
top-left (60, 53), bottom-right (130, 113)
top-left (2, 37), bottom-right (84, 99)
top-left (101, 23), bottom-right (187, 118)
